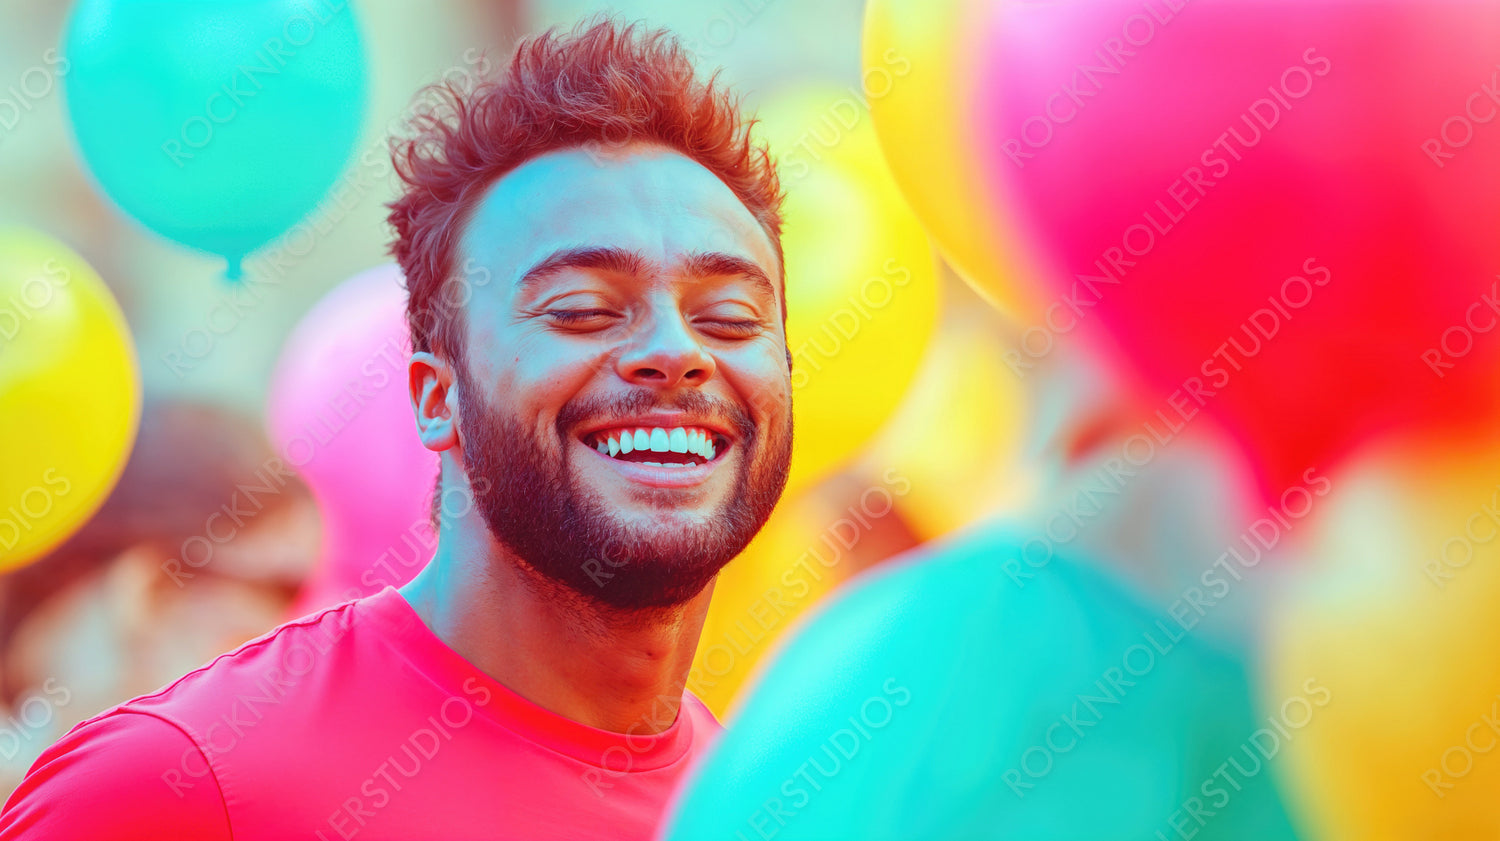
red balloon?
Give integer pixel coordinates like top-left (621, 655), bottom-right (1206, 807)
top-left (976, 1), bottom-right (1500, 496)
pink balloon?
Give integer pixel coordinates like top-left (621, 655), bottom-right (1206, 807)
top-left (975, 1), bottom-right (1500, 498)
top-left (267, 264), bottom-right (437, 614)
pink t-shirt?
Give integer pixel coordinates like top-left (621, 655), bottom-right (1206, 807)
top-left (0, 587), bottom-right (721, 840)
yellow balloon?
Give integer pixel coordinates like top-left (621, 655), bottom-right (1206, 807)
top-left (755, 87), bottom-right (940, 494)
top-left (0, 229), bottom-right (140, 570)
top-left (1265, 444), bottom-right (1500, 840)
top-left (859, 277), bottom-right (1033, 540)
top-left (687, 485), bottom-right (854, 719)
top-left (863, 0), bottom-right (1043, 320)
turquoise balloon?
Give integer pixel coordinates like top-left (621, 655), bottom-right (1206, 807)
top-left (663, 523), bottom-right (1301, 841)
top-left (64, 0), bottom-right (367, 277)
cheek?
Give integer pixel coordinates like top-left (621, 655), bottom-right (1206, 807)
top-left (513, 340), bottom-right (614, 390)
top-left (719, 344), bottom-right (793, 425)
top-left (508, 335), bottom-right (613, 424)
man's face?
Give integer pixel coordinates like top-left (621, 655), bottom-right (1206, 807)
top-left (450, 144), bottom-right (792, 610)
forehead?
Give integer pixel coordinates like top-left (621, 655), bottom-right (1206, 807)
top-left (461, 144), bottom-right (779, 287)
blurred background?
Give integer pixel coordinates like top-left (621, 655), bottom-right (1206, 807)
top-left (4, 0), bottom-right (1500, 838)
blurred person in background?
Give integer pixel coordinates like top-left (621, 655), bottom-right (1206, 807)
top-left (1, 17), bottom-right (792, 840)
top-left (0, 401), bottom-right (318, 800)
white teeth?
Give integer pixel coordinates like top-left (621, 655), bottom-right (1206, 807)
top-left (592, 425), bottom-right (722, 462)
top-left (643, 461), bottom-right (661, 466)
top-left (649, 428), bottom-right (670, 452)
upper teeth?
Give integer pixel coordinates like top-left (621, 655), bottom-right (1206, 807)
top-left (592, 426), bottom-right (717, 460)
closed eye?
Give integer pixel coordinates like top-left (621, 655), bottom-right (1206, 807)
top-left (698, 319), bottom-right (763, 339)
top-left (547, 309), bottom-right (620, 330)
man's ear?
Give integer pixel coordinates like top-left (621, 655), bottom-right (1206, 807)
top-left (410, 351), bottom-right (460, 452)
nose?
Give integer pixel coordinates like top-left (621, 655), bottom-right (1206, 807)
top-left (615, 304), bottom-right (716, 388)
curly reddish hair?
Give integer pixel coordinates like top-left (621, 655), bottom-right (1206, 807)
top-left (387, 17), bottom-right (785, 366)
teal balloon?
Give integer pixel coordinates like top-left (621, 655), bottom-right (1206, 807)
top-left (64, 0), bottom-right (367, 277)
top-left (663, 524), bottom-right (1301, 841)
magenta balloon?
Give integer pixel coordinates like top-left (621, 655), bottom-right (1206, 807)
top-left (975, 1), bottom-right (1500, 497)
top-left (267, 265), bottom-right (436, 612)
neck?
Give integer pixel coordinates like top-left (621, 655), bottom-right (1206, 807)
top-left (399, 517), bottom-right (714, 735)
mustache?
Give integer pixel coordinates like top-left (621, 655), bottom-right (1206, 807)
top-left (556, 388), bottom-right (755, 443)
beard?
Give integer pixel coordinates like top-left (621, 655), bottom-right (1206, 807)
top-left (454, 364), bottom-right (791, 611)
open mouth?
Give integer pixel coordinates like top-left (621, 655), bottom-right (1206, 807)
top-left (581, 425), bottom-right (730, 468)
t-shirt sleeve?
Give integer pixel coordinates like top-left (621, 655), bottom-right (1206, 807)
top-left (0, 711), bottom-right (232, 840)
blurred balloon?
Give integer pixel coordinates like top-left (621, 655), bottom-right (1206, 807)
top-left (1266, 443), bottom-right (1500, 840)
top-left (64, 0), bottom-right (368, 278)
top-left (863, 0), bottom-right (1043, 319)
top-left (858, 276), bottom-right (1031, 541)
top-left (966, 1), bottom-right (1500, 497)
top-left (663, 523), bottom-right (1299, 841)
top-left (688, 485), bottom-right (852, 719)
top-left (691, 471), bottom-right (921, 718)
top-left (754, 86), bottom-right (940, 494)
top-left (0, 229), bottom-right (140, 571)
top-left (267, 265), bottom-right (437, 614)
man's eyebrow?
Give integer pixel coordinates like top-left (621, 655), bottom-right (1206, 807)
top-left (516, 246), bottom-right (650, 293)
top-left (681, 251), bottom-right (776, 302)
top-left (516, 246), bottom-right (777, 301)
